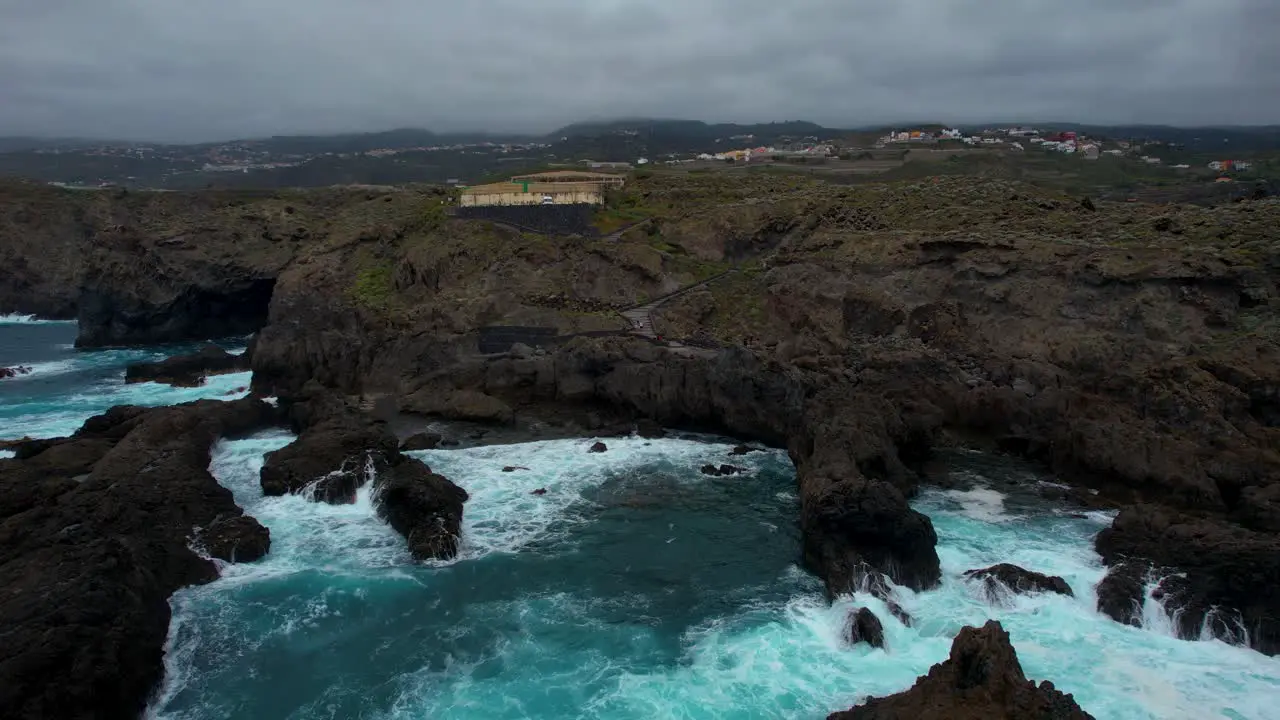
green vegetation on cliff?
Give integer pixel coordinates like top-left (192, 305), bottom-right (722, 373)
top-left (351, 263), bottom-right (396, 312)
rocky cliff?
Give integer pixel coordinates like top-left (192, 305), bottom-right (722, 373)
top-left (0, 399), bottom-right (277, 719)
top-left (3, 171), bottom-right (1279, 711)
top-left (241, 175), bottom-right (1280, 650)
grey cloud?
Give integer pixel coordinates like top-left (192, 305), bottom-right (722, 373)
top-left (0, 0), bottom-right (1275, 142)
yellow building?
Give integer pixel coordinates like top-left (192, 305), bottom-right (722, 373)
top-left (458, 181), bottom-right (605, 207)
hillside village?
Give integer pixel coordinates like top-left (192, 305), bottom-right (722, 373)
top-left (875, 126), bottom-right (1257, 173)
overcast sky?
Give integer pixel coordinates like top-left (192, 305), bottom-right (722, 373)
top-left (0, 0), bottom-right (1276, 142)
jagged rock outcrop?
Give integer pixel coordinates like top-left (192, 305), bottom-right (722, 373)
top-left (125, 342), bottom-right (252, 387)
top-left (197, 514), bottom-right (271, 562)
top-left (0, 366), bottom-right (32, 380)
top-left (260, 385), bottom-right (468, 560)
top-left (0, 398), bottom-right (277, 720)
top-left (845, 607), bottom-right (885, 648)
top-left (260, 388), bottom-right (400, 502)
top-left (383, 337), bottom-right (946, 594)
top-left (1095, 504), bottom-right (1280, 654)
top-left (375, 459), bottom-right (469, 561)
top-left (1094, 562), bottom-right (1146, 627)
top-left (965, 563), bottom-right (1074, 598)
top-left (828, 621), bottom-right (1093, 719)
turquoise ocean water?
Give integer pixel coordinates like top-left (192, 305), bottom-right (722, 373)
top-left (3, 318), bottom-right (1278, 718)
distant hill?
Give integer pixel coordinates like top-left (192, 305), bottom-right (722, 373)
top-left (0, 137), bottom-right (138, 153)
top-left (550, 118), bottom-right (830, 140)
top-left (954, 123), bottom-right (1280, 152)
top-left (232, 128), bottom-right (537, 156)
top-left (1057, 125), bottom-right (1280, 152)
top-left (545, 119), bottom-right (840, 160)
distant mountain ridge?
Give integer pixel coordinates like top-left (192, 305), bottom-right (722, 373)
top-left (549, 118), bottom-right (829, 139)
top-left (5, 119), bottom-right (1280, 153)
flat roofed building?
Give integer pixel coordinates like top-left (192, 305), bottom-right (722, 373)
top-left (508, 170), bottom-right (626, 188)
top-left (458, 181), bottom-right (606, 207)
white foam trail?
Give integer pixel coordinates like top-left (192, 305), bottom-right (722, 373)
top-left (0, 358), bottom-right (77, 380)
top-left (0, 450), bottom-right (14, 459)
top-left (0, 313), bottom-right (76, 324)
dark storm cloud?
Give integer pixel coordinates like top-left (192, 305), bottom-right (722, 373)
top-left (0, 0), bottom-right (1275, 142)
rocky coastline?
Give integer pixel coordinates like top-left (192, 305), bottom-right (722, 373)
top-left (1, 174), bottom-right (1278, 716)
top-left (0, 391), bottom-right (466, 719)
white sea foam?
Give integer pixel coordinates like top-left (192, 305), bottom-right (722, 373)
top-left (0, 313), bottom-right (76, 324)
top-left (412, 436), bottom-right (785, 561)
top-left (940, 485), bottom-right (1015, 523)
top-left (0, 450), bottom-right (14, 459)
top-left (0, 370), bottom-right (253, 440)
top-left (1, 358), bottom-right (77, 380)
top-left (144, 437), bottom-right (1280, 720)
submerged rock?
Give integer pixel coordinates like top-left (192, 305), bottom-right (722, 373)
top-left (589, 441), bottom-right (608, 453)
top-left (700, 463), bottom-right (747, 477)
top-left (845, 607), bottom-right (885, 648)
top-left (125, 343), bottom-right (250, 387)
top-left (0, 365), bottom-right (31, 379)
top-left (828, 620), bottom-right (1094, 719)
top-left (531, 487), bottom-right (548, 496)
top-left (730, 444), bottom-right (760, 456)
top-left (400, 431), bottom-right (442, 451)
top-left (964, 563), bottom-right (1074, 598)
top-left (503, 465), bottom-right (529, 472)
top-left (862, 570), bottom-right (913, 626)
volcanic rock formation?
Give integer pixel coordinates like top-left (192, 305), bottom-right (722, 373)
top-left (0, 398), bottom-right (277, 720)
top-left (125, 342), bottom-right (253, 387)
top-left (827, 621), bottom-right (1094, 719)
top-left (260, 384), bottom-right (468, 561)
top-left (965, 563), bottom-right (1074, 598)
